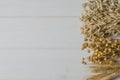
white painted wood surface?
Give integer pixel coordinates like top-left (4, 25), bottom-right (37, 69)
top-left (0, 18), bottom-right (81, 49)
top-left (0, 49), bottom-right (90, 80)
top-left (0, 0), bottom-right (84, 16)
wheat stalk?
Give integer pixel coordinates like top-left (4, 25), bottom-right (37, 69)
top-left (87, 63), bottom-right (120, 80)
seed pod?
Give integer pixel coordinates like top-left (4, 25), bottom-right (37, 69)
top-left (82, 37), bottom-right (120, 64)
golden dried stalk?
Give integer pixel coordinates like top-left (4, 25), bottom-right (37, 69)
top-left (81, 0), bottom-right (120, 39)
top-left (88, 62), bottom-right (120, 80)
top-left (90, 62), bottom-right (120, 69)
top-left (87, 72), bottom-right (114, 80)
top-left (81, 0), bottom-right (120, 80)
top-left (100, 70), bottom-right (120, 80)
top-left (88, 70), bottom-right (120, 80)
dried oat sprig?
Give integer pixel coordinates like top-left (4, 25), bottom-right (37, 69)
top-left (81, 0), bottom-right (120, 39)
top-left (81, 0), bottom-right (120, 80)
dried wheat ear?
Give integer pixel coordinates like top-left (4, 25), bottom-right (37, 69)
top-left (81, 0), bottom-right (120, 80)
top-left (87, 62), bottom-right (120, 80)
top-left (81, 0), bottom-right (120, 39)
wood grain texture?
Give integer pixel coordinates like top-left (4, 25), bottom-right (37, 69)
top-left (0, 49), bottom-right (88, 80)
top-left (0, 0), bottom-right (85, 16)
top-left (0, 0), bottom-right (90, 80)
top-left (0, 18), bottom-right (82, 49)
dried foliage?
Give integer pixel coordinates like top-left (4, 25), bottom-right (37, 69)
top-left (80, 0), bottom-right (120, 80)
top-left (87, 62), bottom-right (120, 80)
top-left (82, 37), bottom-right (120, 64)
top-left (81, 0), bottom-right (120, 39)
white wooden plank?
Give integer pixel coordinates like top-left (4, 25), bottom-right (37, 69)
top-left (0, 17), bottom-right (81, 49)
top-left (0, 0), bottom-right (84, 16)
top-left (0, 49), bottom-right (90, 80)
